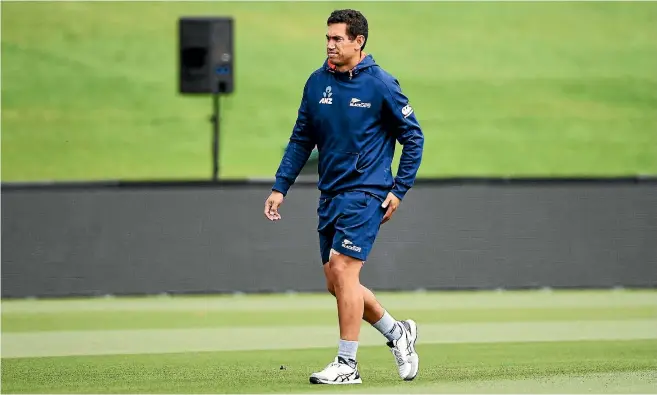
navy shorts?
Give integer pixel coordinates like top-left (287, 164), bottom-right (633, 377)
top-left (317, 190), bottom-right (386, 264)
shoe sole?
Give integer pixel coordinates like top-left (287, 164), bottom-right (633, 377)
top-left (403, 319), bottom-right (419, 381)
top-left (309, 376), bottom-right (362, 385)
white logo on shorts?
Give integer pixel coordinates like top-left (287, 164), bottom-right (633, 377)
top-left (341, 239), bottom-right (362, 253)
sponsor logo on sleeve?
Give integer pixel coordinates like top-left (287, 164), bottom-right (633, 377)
top-left (401, 104), bottom-right (413, 118)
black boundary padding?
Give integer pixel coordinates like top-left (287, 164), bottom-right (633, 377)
top-left (3, 176), bottom-right (656, 192)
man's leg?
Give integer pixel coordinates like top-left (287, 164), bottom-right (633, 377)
top-left (310, 200), bottom-right (363, 385)
top-left (310, 257), bottom-right (364, 385)
top-left (324, 262), bottom-right (384, 323)
top-left (324, 263), bottom-right (401, 339)
top-left (327, 250), bottom-right (364, 362)
top-left (361, 285), bottom-right (385, 324)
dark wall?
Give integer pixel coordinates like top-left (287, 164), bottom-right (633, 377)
top-left (2, 180), bottom-right (656, 298)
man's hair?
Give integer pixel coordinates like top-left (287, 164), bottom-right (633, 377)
top-left (327, 9), bottom-right (369, 51)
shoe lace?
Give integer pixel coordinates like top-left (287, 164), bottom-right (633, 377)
top-left (327, 361), bottom-right (341, 369)
top-left (326, 357), bottom-right (348, 371)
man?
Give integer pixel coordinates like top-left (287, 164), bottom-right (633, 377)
top-left (263, 9), bottom-right (424, 385)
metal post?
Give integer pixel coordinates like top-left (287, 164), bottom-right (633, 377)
top-left (211, 92), bottom-right (220, 181)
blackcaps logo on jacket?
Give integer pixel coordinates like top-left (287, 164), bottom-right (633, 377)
top-left (319, 86), bottom-right (333, 105)
top-left (402, 104), bottom-right (414, 118)
top-left (350, 98), bottom-right (371, 108)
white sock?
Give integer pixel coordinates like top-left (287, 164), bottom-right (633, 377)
top-left (337, 339), bottom-right (358, 364)
top-left (373, 311), bottom-right (403, 342)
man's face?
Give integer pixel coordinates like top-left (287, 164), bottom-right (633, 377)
top-left (326, 23), bottom-right (362, 66)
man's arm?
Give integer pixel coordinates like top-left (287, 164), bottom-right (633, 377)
top-left (382, 78), bottom-right (424, 201)
top-left (271, 79), bottom-right (316, 196)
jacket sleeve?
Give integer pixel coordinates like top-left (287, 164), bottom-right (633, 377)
top-left (271, 79), bottom-right (316, 196)
top-left (382, 78), bottom-right (425, 200)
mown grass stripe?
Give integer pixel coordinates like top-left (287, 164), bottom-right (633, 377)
top-left (3, 306), bottom-right (655, 333)
top-left (3, 290), bottom-right (656, 313)
top-left (3, 320), bottom-right (656, 358)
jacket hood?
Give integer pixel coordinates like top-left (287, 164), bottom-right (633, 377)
top-left (323, 53), bottom-right (377, 78)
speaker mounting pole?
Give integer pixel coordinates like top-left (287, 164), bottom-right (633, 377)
top-left (211, 89), bottom-right (220, 181)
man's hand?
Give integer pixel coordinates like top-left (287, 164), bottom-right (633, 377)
top-left (264, 191), bottom-right (285, 221)
top-left (381, 192), bottom-right (401, 225)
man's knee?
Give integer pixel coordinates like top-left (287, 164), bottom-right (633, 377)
top-left (328, 249), bottom-right (362, 284)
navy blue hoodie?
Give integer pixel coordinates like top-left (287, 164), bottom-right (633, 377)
top-left (272, 54), bottom-right (424, 201)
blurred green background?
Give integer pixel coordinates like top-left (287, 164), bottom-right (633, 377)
top-left (2, 1), bottom-right (656, 182)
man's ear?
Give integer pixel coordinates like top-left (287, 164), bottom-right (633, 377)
top-left (356, 35), bottom-right (365, 49)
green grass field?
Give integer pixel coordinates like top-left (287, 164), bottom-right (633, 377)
top-left (2, 1), bottom-right (657, 181)
top-left (2, 289), bottom-right (656, 393)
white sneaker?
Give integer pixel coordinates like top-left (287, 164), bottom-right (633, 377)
top-left (309, 356), bottom-right (362, 385)
top-left (386, 319), bottom-right (419, 380)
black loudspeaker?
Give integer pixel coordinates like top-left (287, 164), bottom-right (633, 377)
top-left (178, 16), bottom-right (234, 94)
